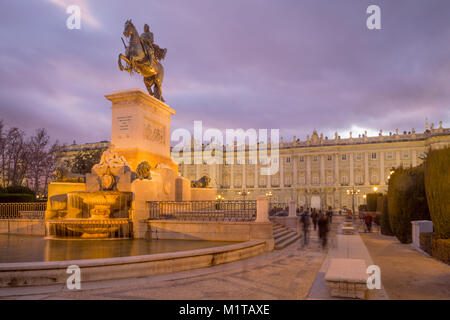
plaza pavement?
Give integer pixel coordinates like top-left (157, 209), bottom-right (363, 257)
top-left (360, 232), bottom-right (450, 300)
top-left (1, 216), bottom-right (448, 300)
top-left (0, 228), bottom-right (329, 300)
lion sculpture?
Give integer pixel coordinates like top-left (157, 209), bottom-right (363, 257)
top-left (136, 161), bottom-right (152, 180)
top-left (191, 175), bottom-right (211, 188)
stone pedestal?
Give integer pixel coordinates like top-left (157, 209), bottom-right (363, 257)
top-left (105, 89), bottom-right (177, 172)
top-left (256, 196), bottom-right (269, 223)
top-left (288, 200), bottom-right (296, 217)
top-left (411, 220), bottom-right (433, 248)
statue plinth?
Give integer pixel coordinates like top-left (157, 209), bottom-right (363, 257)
top-left (105, 89), bottom-right (177, 172)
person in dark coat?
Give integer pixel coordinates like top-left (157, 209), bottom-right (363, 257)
top-left (300, 209), bottom-right (311, 246)
top-left (311, 208), bottom-right (319, 231)
top-left (318, 214), bottom-right (329, 249)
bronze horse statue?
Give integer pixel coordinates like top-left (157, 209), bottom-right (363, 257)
top-left (118, 19), bottom-right (165, 101)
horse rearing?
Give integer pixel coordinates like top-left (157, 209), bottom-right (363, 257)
top-left (118, 19), bottom-right (165, 102)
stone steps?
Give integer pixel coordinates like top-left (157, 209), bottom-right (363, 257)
top-left (273, 229), bottom-right (291, 240)
top-left (272, 223), bottom-right (301, 250)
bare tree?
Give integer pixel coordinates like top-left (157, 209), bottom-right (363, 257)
top-left (0, 121), bottom-right (61, 196)
top-left (4, 127), bottom-right (29, 187)
top-left (28, 128), bottom-right (51, 194)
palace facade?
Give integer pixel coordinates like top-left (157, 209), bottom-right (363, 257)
top-left (178, 123), bottom-right (450, 211)
top-left (56, 123), bottom-right (450, 211)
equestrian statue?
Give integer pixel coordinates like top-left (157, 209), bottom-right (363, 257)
top-left (118, 20), bottom-right (167, 102)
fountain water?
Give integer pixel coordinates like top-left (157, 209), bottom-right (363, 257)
top-left (46, 148), bottom-right (135, 239)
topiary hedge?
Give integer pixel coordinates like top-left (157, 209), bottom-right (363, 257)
top-left (380, 194), bottom-right (394, 236)
top-left (387, 165), bottom-right (430, 243)
top-left (0, 193), bottom-right (36, 203)
top-left (0, 186), bottom-right (35, 195)
top-left (431, 237), bottom-right (450, 265)
top-left (366, 192), bottom-right (382, 212)
top-left (424, 147), bottom-right (450, 239)
top-left (419, 232), bottom-right (433, 255)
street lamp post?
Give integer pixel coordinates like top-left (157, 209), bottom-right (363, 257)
top-left (346, 187), bottom-right (360, 218)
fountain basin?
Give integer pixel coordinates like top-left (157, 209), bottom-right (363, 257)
top-left (46, 219), bottom-right (132, 239)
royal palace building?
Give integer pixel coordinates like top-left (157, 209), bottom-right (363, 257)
top-left (58, 123), bottom-right (450, 211)
top-left (177, 122), bottom-right (450, 211)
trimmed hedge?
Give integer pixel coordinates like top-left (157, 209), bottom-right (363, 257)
top-left (431, 238), bottom-right (450, 265)
top-left (424, 147), bottom-right (450, 239)
top-left (367, 192), bottom-right (382, 212)
top-left (387, 166), bottom-right (430, 243)
top-left (419, 232), bottom-right (433, 255)
top-left (0, 193), bottom-right (36, 203)
top-left (380, 194), bottom-right (394, 236)
top-left (1, 185), bottom-right (35, 195)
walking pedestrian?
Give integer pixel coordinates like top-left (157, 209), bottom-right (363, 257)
top-left (300, 209), bottom-right (311, 246)
top-left (364, 213), bottom-right (373, 233)
top-left (311, 208), bottom-right (319, 231)
top-left (318, 214), bottom-right (329, 250)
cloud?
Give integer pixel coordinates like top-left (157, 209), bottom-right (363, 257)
top-left (0, 0), bottom-right (449, 145)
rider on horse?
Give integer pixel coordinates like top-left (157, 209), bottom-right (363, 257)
top-left (140, 24), bottom-right (155, 67)
top-left (140, 24), bottom-right (167, 67)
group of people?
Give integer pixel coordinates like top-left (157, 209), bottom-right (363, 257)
top-left (300, 207), bottom-right (333, 249)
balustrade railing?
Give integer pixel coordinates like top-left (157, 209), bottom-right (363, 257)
top-left (0, 202), bottom-right (46, 219)
top-left (148, 200), bottom-right (256, 222)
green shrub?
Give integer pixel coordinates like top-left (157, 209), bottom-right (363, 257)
top-left (380, 194), bottom-right (394, 236)
top-left (420, 232), bottom-right (433, 255)
top-left (0, 193), bottom-right (36, 203)
top-left (431, 237), bottom-right (450, 265)
top-left (424, 147), bottom-right (450, 239)
top-left (3, 186), bottom-right (35, 195)
top-left (367, 192), bottom-right (382, 211)
top-left (387, 166), bottom-right (430, 243)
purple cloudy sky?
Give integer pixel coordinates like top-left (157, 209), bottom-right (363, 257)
top-left (1, 0), bottom-right (449, 145)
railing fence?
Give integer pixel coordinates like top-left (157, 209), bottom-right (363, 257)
top-left (148, 200), bottom-right (256, 222)
top-left (0, 202), bottom-right (46, 219)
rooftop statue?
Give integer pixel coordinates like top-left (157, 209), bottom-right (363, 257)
top-left (118, 19), bottom-right (167, 102)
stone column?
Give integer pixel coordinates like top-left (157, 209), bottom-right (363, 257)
top-left (242, 157), bottom-right (246, 188)
top-left (335, 153), bottom-right (339, 185)
top-left (280, 156), bottom-right (284, 187)
top-left (380, 151), bottom-right (385, 185)
top-left (349, 153), bottom-right (354, 186)
top-left (254, 162), bottom-right (258, 187)
top-left (412, 150), bottom-right (417, 167)
top-left (320, 154), bottom-right (325, 185)
top-left (230, 164), bottom-right (234, 189)
top-left (306, 155), bottom-right (311, 186)
top-left (256, 196), bottom-right (269, 222)
top-left (293, 155), bottom-right (298, 187)
top-left (289, 199), bottom-right (296, 217)
top-left (396, 151), bottom-right (401, 167)
top-left (364, 152), bottom-right (369, 186)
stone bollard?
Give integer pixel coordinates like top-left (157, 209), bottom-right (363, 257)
top-left (411, 220), bottom-right (433, 248)
top-left (255, 196), bottom-right (269, 222)
top-left (289, 200), bottom-right (296, 217)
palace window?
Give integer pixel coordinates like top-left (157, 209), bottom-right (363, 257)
top-left (341, 175), bottom-right (348, 185)
top-left (327, 175), bottom-right (333, 184)
top-left (342, 154), bottom-right (347, 160)
top-left (299, 156), bottom-right (304, 162)
top-left (387, 152), bottom-right (393, 159)
top-left (328, 155), bottom-right (332, 161)
top-left (313, 156), bottom-right (318, 161)
top-left (286, 157), bottom-right (291, 163)
top-left (403, 151), bottom-right (409, 159)
top-left (312, 175), bottom-right (319, 185)
top-left (356, 153), bottom-right (362, 161)
top-left (371, 153), bottom-right (377, 159)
